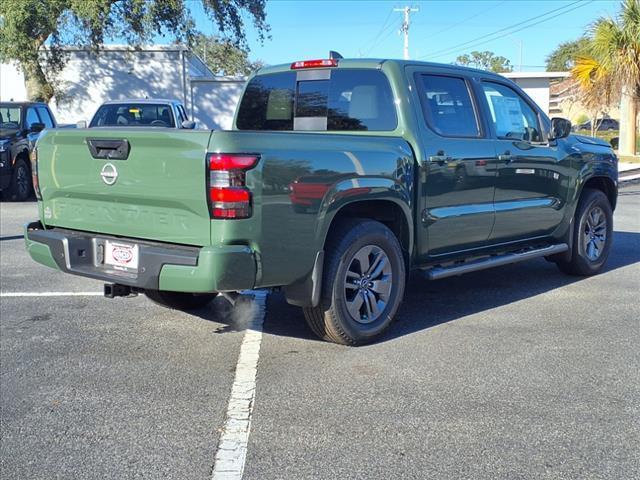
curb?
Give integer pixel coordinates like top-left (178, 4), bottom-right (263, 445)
top-left (619, 167), bottom-right (640, 184)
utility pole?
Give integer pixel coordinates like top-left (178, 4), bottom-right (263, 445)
top-left (394, 6), bottom-right (418, 60)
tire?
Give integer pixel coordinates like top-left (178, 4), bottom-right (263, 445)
top-left (556, 188), bottom-right (613, 276)
top-left (145, 290), bottom-right (218, 310)
top-left (8, 158), bottom-right (32, 201)
top-left (303, 219), bottom-right (406, 346)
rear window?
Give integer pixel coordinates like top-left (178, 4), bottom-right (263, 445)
top-left (90, 103), bottom-right (175, 128)
top-left (236, 69), bottom-right (397, 131)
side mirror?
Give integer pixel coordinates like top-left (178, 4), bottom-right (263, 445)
top-left (181, 120), bottom-right (196, 130)
top-left (549, 117), bottom-right (571, 140)
top-left (76, 120), bottom-right (87, 128)
top-left (30, 122), bottom-right (45, 133)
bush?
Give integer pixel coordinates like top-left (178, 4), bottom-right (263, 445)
top-left (574, 114), bottom-right (589, 125)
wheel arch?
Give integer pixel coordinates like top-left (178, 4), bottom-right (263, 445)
top-left (581, 175), bottom-right (617, 211)
top-left (284, 195), bottom-right (414, 309)
top-left (323, 198), bottom-right (413, 260)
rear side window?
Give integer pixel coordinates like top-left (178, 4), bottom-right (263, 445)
top-left (90, 103), bottom-right (175, 128)
top-left (417, 74), bottom-right (480, 137)
top-left (236, 69), bottom-right (397, 131)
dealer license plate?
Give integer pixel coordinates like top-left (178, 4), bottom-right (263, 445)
top-left (104, 240), bottom-right (139, 271)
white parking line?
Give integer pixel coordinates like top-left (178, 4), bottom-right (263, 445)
top-left (0, 292), bottom-right (103, 297)
top-left (211, 290), bottom-right (267, 480)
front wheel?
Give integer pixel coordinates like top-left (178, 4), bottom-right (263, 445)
top-left (303, 219), bottom-right (406, 346)
top-left (8, 158), bottom-right (32, 201)
top-left (556, 188), bottom-right (613, 276)
top-left (145, 290), bottom-right (218, 310)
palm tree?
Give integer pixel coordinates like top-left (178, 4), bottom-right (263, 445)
top-left (572, 0), bottom-right (640, 154)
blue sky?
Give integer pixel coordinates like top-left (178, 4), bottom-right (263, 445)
top-left (190, 0), bottom-right (620, 71)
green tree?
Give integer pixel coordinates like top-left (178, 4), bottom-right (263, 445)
top-left (455, 50), bottom-right (513, 73)
top-left (192, 33), bottom-right (264, 77)
top-left (545, 38), bottom-right (591, 71)
top-left (0, 0), bottom-right (269, 102)
top-left (572, 0), bottom-right (639, 154)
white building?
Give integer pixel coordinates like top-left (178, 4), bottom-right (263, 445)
top-left (0, 46), bottom-right (246, 130)
top-left (501, 71), bottom-right (571, 116)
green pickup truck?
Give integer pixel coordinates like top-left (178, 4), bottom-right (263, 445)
top-left (25, 58), bottom-right (618, 345)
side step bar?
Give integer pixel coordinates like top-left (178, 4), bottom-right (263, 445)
top-left (423, 243), bottom-right (569, 281)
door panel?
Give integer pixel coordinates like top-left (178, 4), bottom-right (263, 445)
top-left (479, 81), bottom-right (565, 242)
top-left (421, 139), bottom-right (498, 256)
top-left (411, 71), bottom-right (498, 259)
top-left (491, 140), bottom-right (565, 241)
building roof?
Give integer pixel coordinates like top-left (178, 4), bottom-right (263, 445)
top-left (502, 71), bottom-right (571, 79)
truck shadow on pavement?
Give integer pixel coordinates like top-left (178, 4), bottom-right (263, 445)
top-left (256, 230), bottom-right (640, 344)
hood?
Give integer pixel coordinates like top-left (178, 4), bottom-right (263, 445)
top-left (571, 134), bottom-right (611, 148)
top-left (0, 128), bottom-right (20, 141)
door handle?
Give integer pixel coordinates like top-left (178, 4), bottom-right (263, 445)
top-left (498, 150), bottom-right (512, 163)
top-left (429, 152), bottom-right (453, 165)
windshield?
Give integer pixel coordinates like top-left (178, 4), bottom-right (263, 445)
top-left (90, 103), bottom-right (175, 128)
top-left (0, 106), bottom-right (22, 129)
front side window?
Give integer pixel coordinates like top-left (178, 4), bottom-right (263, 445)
top-left (177, 105), bottom-right (189, 124)
top-left (36, 107), bottom-right (54, 128)
top-left (90, 103), bottom-right (176, 127)
top-left (417, 74), bottom-right (480, 138)
top-left (25, 108), bottom-right (40, 129)
top-left (236, 69), bottom-right (397, 131)
top-left (481, 82), bottom-right (542, 142)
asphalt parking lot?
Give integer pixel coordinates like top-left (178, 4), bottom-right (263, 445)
top-left (1, 186), bottom-right (639, 480)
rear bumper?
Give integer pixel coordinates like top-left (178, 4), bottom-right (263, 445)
top-left (24, 221), bottom-right (256, 292)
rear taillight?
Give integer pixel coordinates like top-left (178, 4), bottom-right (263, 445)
top-left (208, 153), bottom-right (259, 219)
top-left (30, 148), bottom-right (41, 200)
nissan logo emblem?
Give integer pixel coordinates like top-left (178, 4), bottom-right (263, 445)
top-left (100, 163), bottom-right (118, 185)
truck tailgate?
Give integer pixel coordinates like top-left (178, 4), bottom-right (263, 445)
top-left (36, 129), bottom-right (213, 246)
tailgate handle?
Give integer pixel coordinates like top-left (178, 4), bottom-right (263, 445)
top-left (87, 138), bottom-right (130, 160)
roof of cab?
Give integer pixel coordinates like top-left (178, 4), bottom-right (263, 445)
top-left (0, 101), bottom-right (49, 107)
top-left (255, 58), bottom-right (506, 80)
top-left (100, 98), bottom-right (182, 105)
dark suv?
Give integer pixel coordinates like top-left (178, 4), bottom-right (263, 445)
top-left (0, 102), bottom-right (57, 201)
top-left (575, 118), bottom-right (620, 132)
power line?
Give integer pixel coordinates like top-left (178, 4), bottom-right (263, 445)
top-left (430, 0), bottom-right (595, 61)
top-left (418, 0), bottom-right (588, 60)
top-left (363, 18), bottom-right (403, 57)
top-left (417, 0), bottom-right (508, 41)
top-left (359, 7), bottom-right (395, 56)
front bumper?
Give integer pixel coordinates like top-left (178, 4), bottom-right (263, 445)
top-left (24, 221), bottom-right (256, 292)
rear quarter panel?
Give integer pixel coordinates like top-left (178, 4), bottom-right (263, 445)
top-left (209, 131), bottom-right (415, 287)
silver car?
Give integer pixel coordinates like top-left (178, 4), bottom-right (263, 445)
top-left (88, 99), bottom-right (196, 129)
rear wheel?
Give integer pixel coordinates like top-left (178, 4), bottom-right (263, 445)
top-left (556, 188), bottom-right (613, 276)
top-left (145, 290), bottom-right (217, 311)
top-left (8, 158), bottom-right (32, 201)
top-left (303, 219), bottom-right (405, 346)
